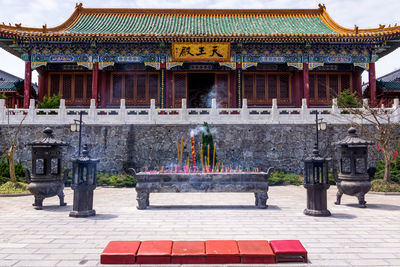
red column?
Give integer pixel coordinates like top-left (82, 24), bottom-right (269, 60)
top-left (369, 63), bottom-right (377, 107)
top-left (302, 63), bottom-right (310, 107)
top-left (293, 71), bottom-right (302, 108)
top-left (92, 62), bottom-right (99, 106)
top-left (100, 70), bottom-right (107, 108)
top-left (230, 70), bottom-right (237, 108)
top-left (11, 95), bottom-right (16, 108)
top-left (38, 70), bottom-right (46, 102)
top-left (165, 70), bottom-right (172, 108)
top-left (352, 70), bottom-right (362, 97)
top-left (24, 61), bottom-right (32, 108)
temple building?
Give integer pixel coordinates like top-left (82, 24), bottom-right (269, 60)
top-left (0, 3), bottom-right (399, 109)
top-left (363, 68), bottom-right (400, 106)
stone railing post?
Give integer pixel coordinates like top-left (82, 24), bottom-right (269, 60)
top-left (119, 99), bottom-right (126, 124)
top-left (0, 99), bottom-right (5, 123)
top-left (300, 98), bottom-right (308, 122)
top-left (393, 98), bottom-right (399, 123)
top-left (271, 98), bottom-right (278, 122)
top-left (241, 98), bottom-right (249, 122)
top-left (180, 98), bottom-right (188, 122)
top-left (210, 98), bottom-right (218, 121)
top-left (58, 99), bottom-right (66, 122)
top-left (362, 98), bottom-right (369, 109)
top-left (149, 99), bottom-right (156, 124)
top-left (28, 99), bottom-right (35, 123)
top-left (89, 99), bottom-right (97, 123)
top-left (331, 98), bottom-right (339, 114)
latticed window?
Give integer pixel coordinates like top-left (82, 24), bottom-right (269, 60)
top-left (110, 72), bottom-right (159, 106)
top-left (309, 72), bottom-right (352, 105)
top-left (243, 72), bottom-right (292, 105)
top-left (48, 72), bottom-right (92, 106)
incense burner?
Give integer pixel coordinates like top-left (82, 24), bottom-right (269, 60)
top-left (134, 168), bottom-right (273, 209)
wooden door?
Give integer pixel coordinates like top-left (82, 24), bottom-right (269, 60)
top-left (173, 73), bottom-right (187, 108)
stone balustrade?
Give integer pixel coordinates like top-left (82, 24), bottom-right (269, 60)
top-left (0, 98), bottom-right (398, 125)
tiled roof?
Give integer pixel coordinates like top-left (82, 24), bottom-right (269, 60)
top-left (0, 81), bottom-right (18, 91)
top-left (379, 81), bottom-right (400, 91)
top-left (1, 4), bottom-right (400, 42)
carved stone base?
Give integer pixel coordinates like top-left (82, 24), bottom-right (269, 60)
top-left (304, 208), bottom-right (331, 217)
top-left (69, 209), bottom-right (96, 217)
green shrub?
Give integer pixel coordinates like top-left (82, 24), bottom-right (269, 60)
top-left (0, 157), bottom-right (26, 184)
top-left (37, 94), bottom-right (61, 109)
top-left (374, 158), bottom-right (400, 184)
top-left (328, 172), bottom-right (337, 185)
top-left (337, 89), bottom-right (361, 108)
top-left (371, 179), bottom-right (400, 192)
top-left (97, 172), bottom-right (137, 187)
top-left (0, 93), bottom-right (6, 99)
top-left (268, 170), bottom-right (303, 186)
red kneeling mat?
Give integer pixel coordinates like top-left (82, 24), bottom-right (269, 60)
top-left (100, 241), bottom-right (141, 264)
top-left (136, 240), bottom-right (173, 264)
top-left (237, 240), bottom-right (275, 264)
top-left (171, 241), bottom-right (206, 264)
top-left (205, 240), bottom-right (240, 264)
top-left (269, 240), bottom-right (308, 263)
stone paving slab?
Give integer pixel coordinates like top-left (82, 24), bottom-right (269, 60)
top-left (0, 186), bottom-right (399, 266)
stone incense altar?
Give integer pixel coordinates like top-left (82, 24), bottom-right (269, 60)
top-left (135, 169), bottom-right (273, 209)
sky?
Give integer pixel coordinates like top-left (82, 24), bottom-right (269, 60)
top-left (0, 0), bottom-right (400, 84)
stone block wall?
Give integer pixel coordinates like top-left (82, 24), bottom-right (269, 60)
top-left (0, 124), bottom-right (381, 175)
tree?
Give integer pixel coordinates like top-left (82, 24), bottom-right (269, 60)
top-left (337, 92), bottom-right (400, 182)
top-left (2, 108), bottom-right (26, 183)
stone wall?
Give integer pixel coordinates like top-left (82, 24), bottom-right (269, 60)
top-left (0, 124), bottom-right (381, 175)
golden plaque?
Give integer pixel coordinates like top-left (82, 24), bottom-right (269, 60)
top-left (172, 42), bottom-right (230, 62)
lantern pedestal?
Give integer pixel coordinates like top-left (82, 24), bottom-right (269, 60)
top-left (304, 183), bottom-right (331, 216)
top-left (69, 144), bottom-right (99, 218)
top-left (69, 184), bottom-right (96, 217)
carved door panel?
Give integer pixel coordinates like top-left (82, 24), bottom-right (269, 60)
top-left (215, 73), bottom-right (229, 108)
top-left (173, 73), bottom-right (187, 108)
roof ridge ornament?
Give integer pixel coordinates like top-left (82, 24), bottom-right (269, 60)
top-left (76, 3), bottom-right (83, 9)
top-left (318, 4), bottom-right (326, 11)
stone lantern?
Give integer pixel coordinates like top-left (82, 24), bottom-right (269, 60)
top-left (334, 127), bottom-right (374, 208)
top-left (27, 127), bottom-right (68, 210)
top-left (69, 144), bottom-right (99, 217)
top-left (303, 144), bottom-right (331, 216)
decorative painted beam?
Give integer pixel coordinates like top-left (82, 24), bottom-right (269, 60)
top-left (31, 62), bottom-right (47, 70)
top-left (287, 62), bottom-right (303, 70)
top-left (242, 62), bottom-right (258, 70)
top-left (77, 62), bottom-right (93, 70)
top-left (308, 62), bottom-right (324, 70)
top-left (219, 62), bottom-right (236, 70)
top-left (144, 62), bottom-right (161, 70)
top-left (353, 62), bottom-right (369, 70)
top-left (98, 62), bottom-right (114, 70)
top-left (166, 62), bottom-right (183, 70)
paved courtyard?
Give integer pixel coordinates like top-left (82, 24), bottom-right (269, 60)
top-left (0, 186), bottom-right (399, 267)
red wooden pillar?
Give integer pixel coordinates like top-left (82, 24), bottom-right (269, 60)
top-left (293, 71), bottom-right (302, 108)
top-left (165, 70), bottom-right (173, 108)
top-left (24, 61), bottom-right (32, 108)
top-left (352, 70), bottom-right (362, 97)
top-left (11, 95), bottom-right (16, 108)
top-left (236, 63), bottom-right (242, 108)
top-left (302, 63), bottom-right (310, 107)
top-left (369, 63), bottom-right (377, 107)
top-left (160, 63), bottom-right (166, 108)
top-left (100, 70), bottom-right (108, 108)
top-left (230, 69), bottom-right (237, 108)
top-left (38, 70), bottom-right (46, 102)
top-left (92, 62), bottom-right (99, 106)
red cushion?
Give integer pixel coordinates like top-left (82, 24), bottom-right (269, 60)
top-left (205, 240), bottom-right (240, 264)
top-left (171, 241), bottom-right (205, 264)
top-left (136, 240), bottom-right (172, 264)
top-left (270, 240), bottom-right (307, 263)
top-left (237, 240), bottom-right (275, 264)
top-left (100, 241), bottom-right (140, 264)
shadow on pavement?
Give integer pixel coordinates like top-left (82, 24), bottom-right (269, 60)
top-left (146, 204), bottom-right (281, 210)
top-left (330, 213), bottom-right (357, 219)
top-left (345, 203), bottom-right (400, 211)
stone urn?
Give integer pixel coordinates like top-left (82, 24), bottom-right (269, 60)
top-left (334, 127), bottom-right (374, 208)
top-left (27, 128), bottom-right (68, 209)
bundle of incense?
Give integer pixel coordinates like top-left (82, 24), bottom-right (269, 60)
top-left (199, 143), bottom-right (204, 172)
top-left (212, 142), bottom-right (216, 170)
top-left (207, 144), bottom-right (210, 168)
top-left (191, 135), bottom-right (196, 168)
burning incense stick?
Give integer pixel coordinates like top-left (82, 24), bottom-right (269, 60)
top-left (207, 144), bottom-right (210, 168)
top-left (191, 135), bottom-right (196, 168)
top-left (180, 138), bottom-right (183, 168)
top-left (212, 142), bottom-right (216, 170)
top-left (199, 143), bottom-right (204, 172)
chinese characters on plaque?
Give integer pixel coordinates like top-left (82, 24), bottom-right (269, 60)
top-left (172, 43), bottom-right (230, 61)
